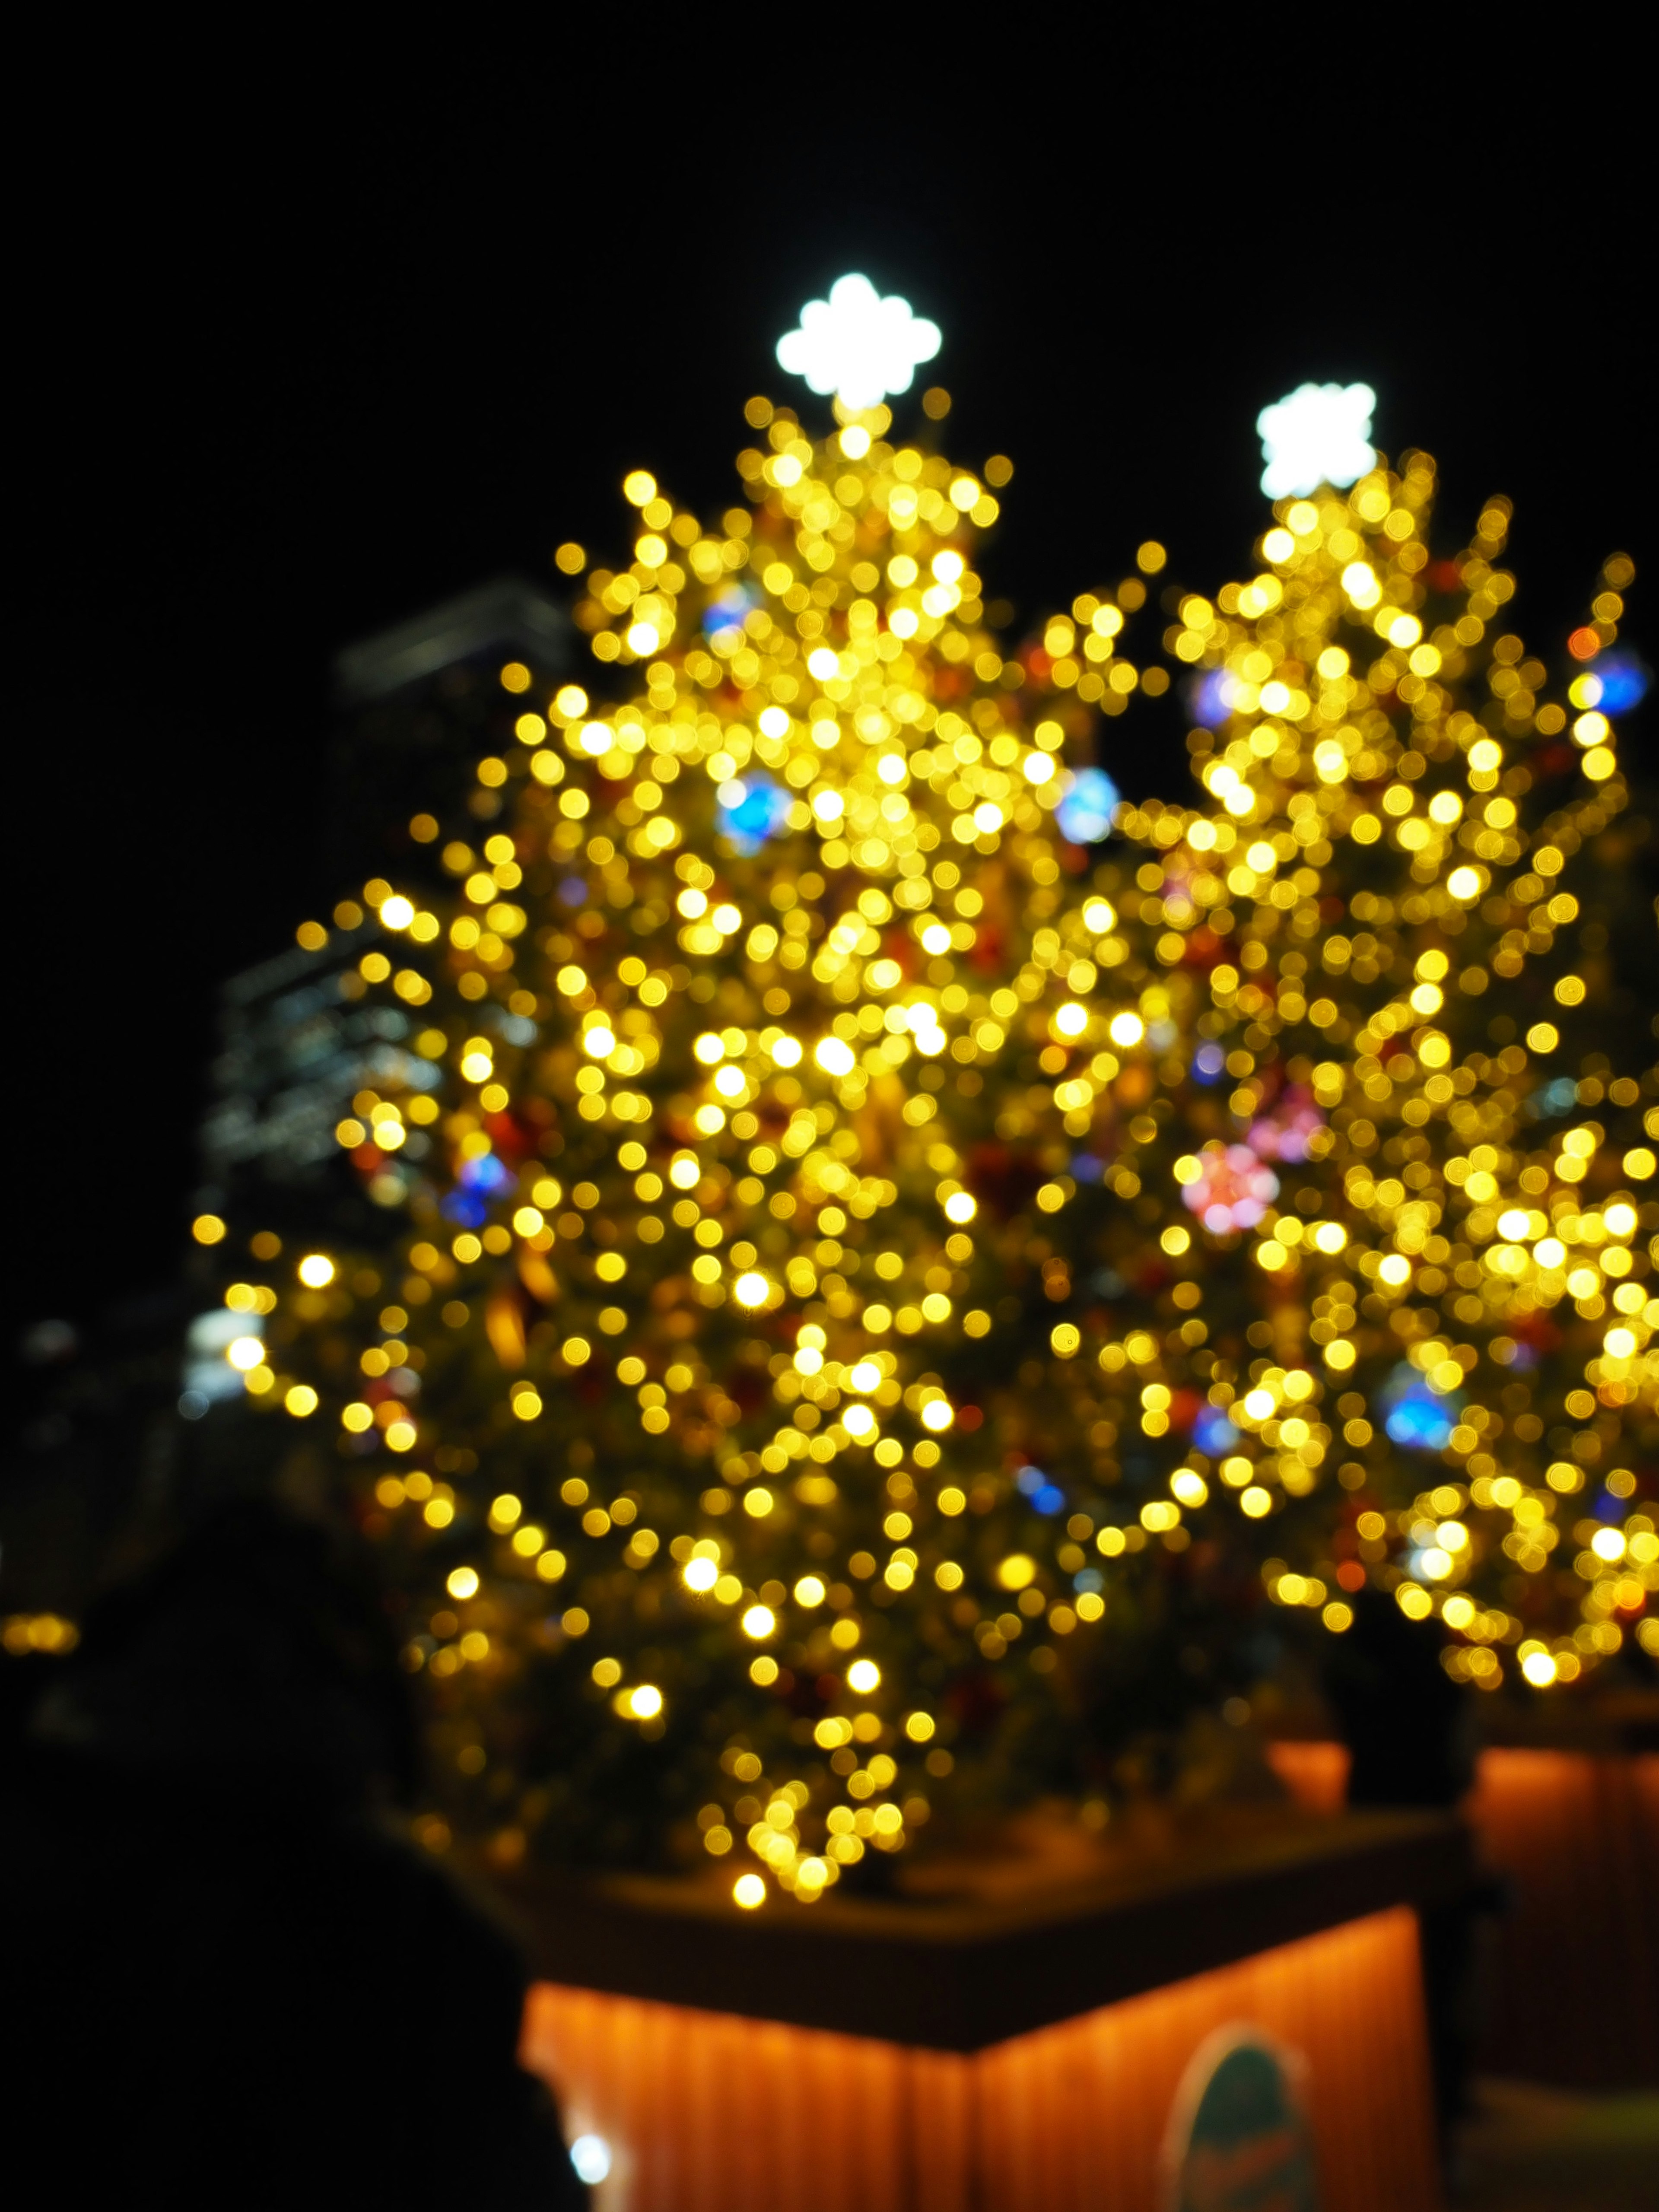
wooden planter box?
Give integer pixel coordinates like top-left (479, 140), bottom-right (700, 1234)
top-left (1267, 1728), bottom-right (1659, 2089)
top-left (498, 1809), bottom-right (1465, 2212)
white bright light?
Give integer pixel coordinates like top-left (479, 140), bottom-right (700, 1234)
top-left (1256, 381), bottom-right (1377, 498)
top-left (776, 273), bottom-right (941, 410)
top-left (570, 2135), bottom-right (612, 2185)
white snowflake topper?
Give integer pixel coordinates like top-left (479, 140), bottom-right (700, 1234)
top-left (775, 273), bottom-right (941, 411)
top-left (1256, 381), bottom-right (1377, 499)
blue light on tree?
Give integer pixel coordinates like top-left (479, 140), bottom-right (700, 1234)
top-left (704, 584), bottom-right (757, 645)
top-left (460, 1152), bottom-right (512, 1196)
top-left (1192, 1042), bottom-right (1226, 1085)
top-left (1380, 1361), bottom-right (1461, 1451)
top-left (1573, 651), bottom-right (1648, 716)
top-left (1056, 766), bottom-right (1121, 845)
top-left (1526, 1076), bottom-right (1579, 1122)
top-left (1187, 668), bottom-right (1235, 728)
top-left (444, 1150), bottom-right (510, 1225)
top-left (1016, 1463), bottom-right (1067, 1516)
top-left (717, 775), bottom-right (793, 855)
top-left (1194, 1402), bottom-right (1242, 1456)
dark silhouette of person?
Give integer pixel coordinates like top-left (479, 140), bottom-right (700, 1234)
top-left (2, 1500), bottom-right (587, 2206)
top-left (1322, 1586), bottom-right (1487, 2168)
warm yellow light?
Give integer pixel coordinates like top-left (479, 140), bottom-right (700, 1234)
top-left (944, 1190), bottom-right (976, 1224)
top-left (1497, 1208), bottom-right (1532, 1240)
top-left (741, 1605), bottom-right (777, 1640)
top-left (997, 1554), bottom-right (1036, 1591)
top-left (815, 1037), bottom-right (856, 1077)
top-left (846, 1658), bottom-right (881, 1693)
top-left (296, 1253), bottom-right (335, 1288)
top-left (447, 1567), bottom-right (480, 1600)
top-left (1083, 898), bottom-right (1116, 933)
top-left (1108, 1012), bottom-right (1144, 1046)
top-left (627, 1684), bottom-right (663, 1719)
top-left (920, 1399), bottom-right (953, 1431)
top-left (1521, 1650), bottom-right (1557, 1688)
top-left (794, 1576), bottom-right (826, 1607)
top-left (734, 1271), bottom-right (770, 1309)
top-left (683, 1557), bottom-right (719, 1593)
top-left (380, 895), bottom-right (415, 930)
top-left (284, 1385), bottom-right (318, 1417)
top-left (1053, 1001), bottom-right (1088, 1038)
top-left (1377, 1254), bottom-right (1412, 1287)
top-left (734, 1873), bottom-right (766, 1909)
top-left (226, 1335), bottom-right (264, 1372)
top-left (192, 1214), bottom-right (226, 1246)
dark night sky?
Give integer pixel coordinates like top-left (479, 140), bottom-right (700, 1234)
top-left (12, 70), bottom-right (1653, 1358)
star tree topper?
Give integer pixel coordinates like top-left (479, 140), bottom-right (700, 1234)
top-left (775, 273), bottom-right (941, 411)
top-left (1256, 381), bottom-right (1377, 499)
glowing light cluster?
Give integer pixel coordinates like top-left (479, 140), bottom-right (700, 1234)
top-left (1256, 382), bottom-right (1377, 499)
top-left (775, 273), bottom-right (941, 410)
top-left (200, 354), bottom-right (1648, 1904)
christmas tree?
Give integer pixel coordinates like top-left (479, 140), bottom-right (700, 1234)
top-left (240, 277), bottom-right (1219, 1899)
top-left (211, 300), bottom-right (1654, 1903)
top-left (1121, 399), bottom-right (1656, 1703)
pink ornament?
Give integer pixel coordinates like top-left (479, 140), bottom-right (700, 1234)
top-left (1246, 1083), bottom-right (1324, 1164)
top-left (1180, 1142), bottom-right (1280, 1234)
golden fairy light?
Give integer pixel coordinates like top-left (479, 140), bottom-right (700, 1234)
top-left (201, 350), bottom-right (1649, 1899)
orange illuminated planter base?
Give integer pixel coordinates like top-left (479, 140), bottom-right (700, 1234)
top-left (1266, 1737), bottom-right (1659, 2088)
top-left (505, 1811), bottom-right (1463, 2212)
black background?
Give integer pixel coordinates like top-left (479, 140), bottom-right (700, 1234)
top-left (12, 64), bottom-right (1653, 1359)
